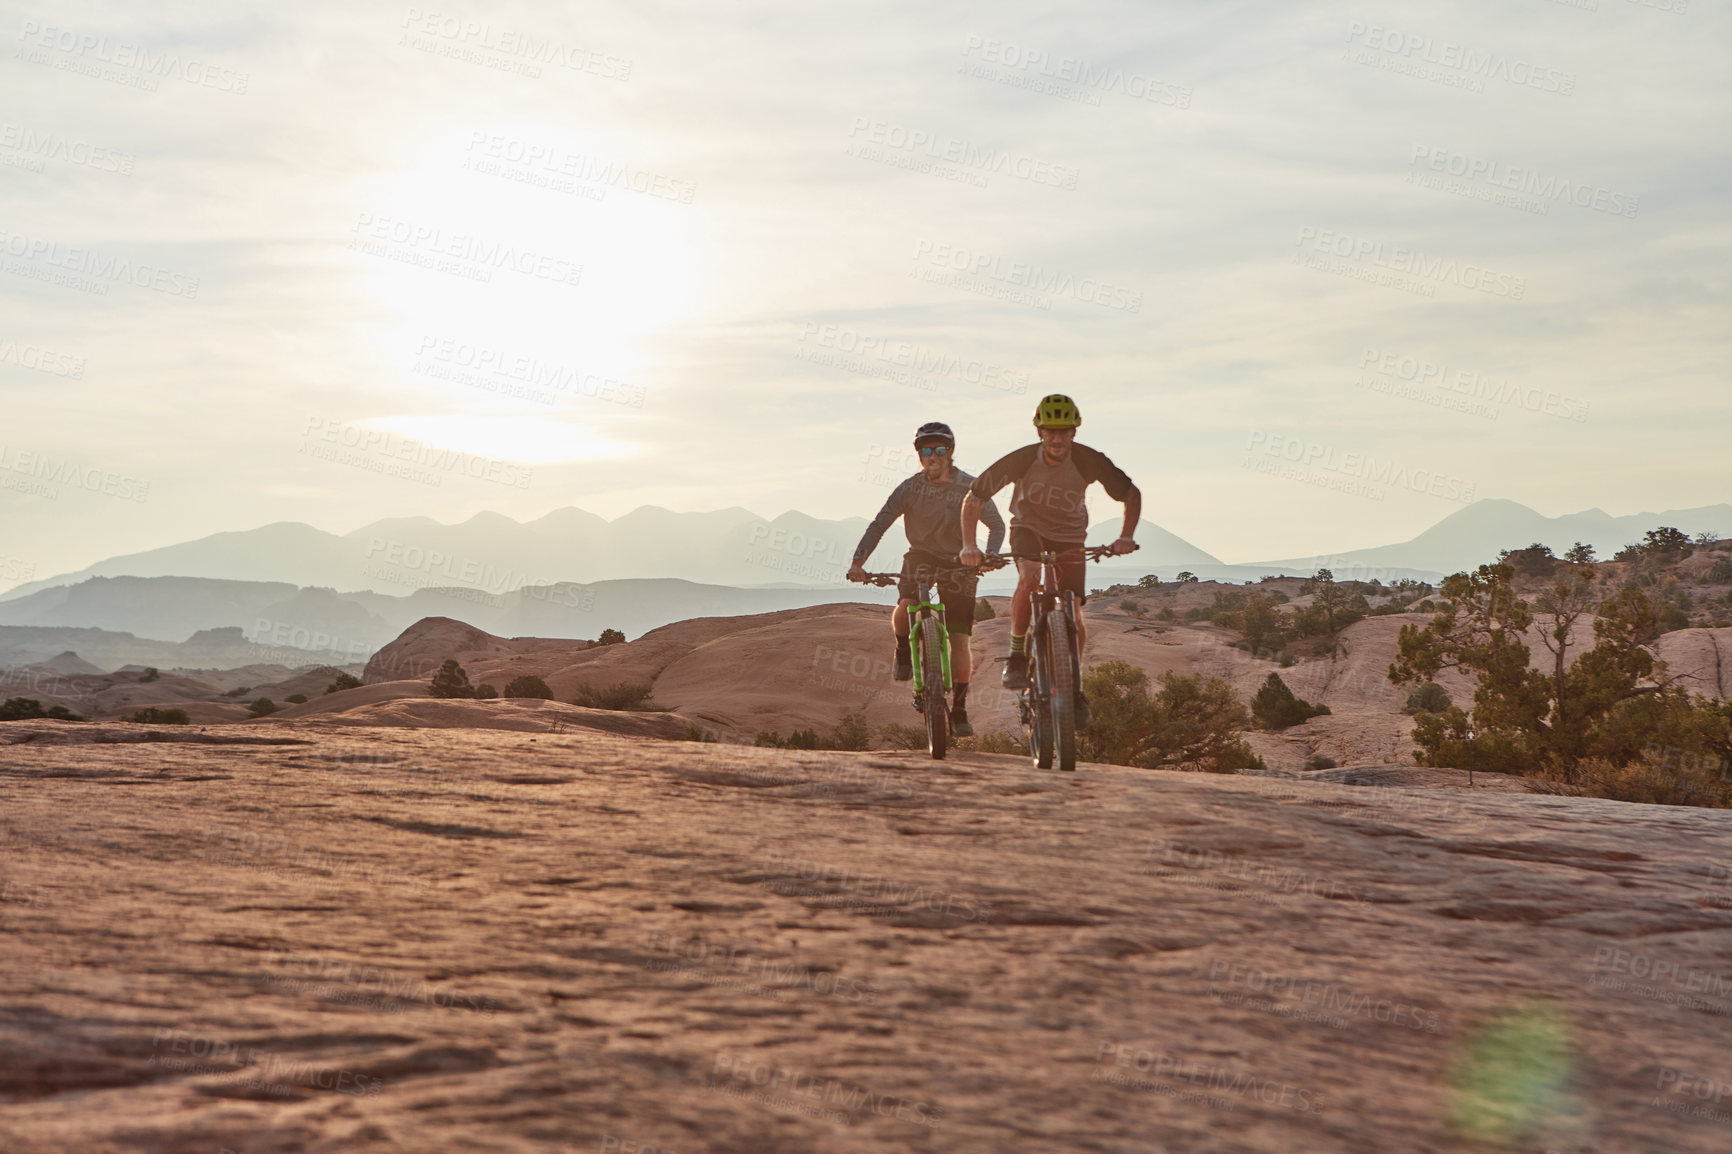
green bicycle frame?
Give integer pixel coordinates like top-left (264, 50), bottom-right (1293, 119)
top-left (908, 599), bottom-right (952, 696)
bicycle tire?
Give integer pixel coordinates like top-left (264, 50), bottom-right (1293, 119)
top-left (1048, 607), bottom-right (1077, 771)
top-left (1030, 617), bottom-right (1054, 769)
top-left (921, 615), bottom-right (948, 760)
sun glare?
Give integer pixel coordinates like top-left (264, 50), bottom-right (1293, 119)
top-left (361, 414), bottom-right (631, 464)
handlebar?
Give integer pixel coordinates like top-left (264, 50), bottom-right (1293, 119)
top-left (850, 545), bottom-right (1128, 584)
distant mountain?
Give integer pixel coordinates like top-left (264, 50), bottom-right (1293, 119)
top-left (1250, 499), bottom-right (1732, 578)
top-left (0, 574), bottom-right (905, 663)
top-left (0, 504), bottom-right (1223, 601)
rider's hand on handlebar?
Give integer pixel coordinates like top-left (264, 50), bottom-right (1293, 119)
top-left (1109, 537), bottom-right (1138, 556)
top-left (846, 562), bottom-right (868, 583)
top-left (958, 546), bottom-right (983, 568)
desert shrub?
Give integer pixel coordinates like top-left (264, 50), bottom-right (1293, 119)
top-left (474, 683), bottom-right (498, 699)
top-left (597, 628), bottom-right (626, 646)
top-left (0, 697), bottom-right (85, 721)
top-left (428, 659), bottom-right (475, 699)
top-left (1614, 526), bottom-right (1693, 565)
top-left (285, 694), bottom-right (308, 704)
top-left (1250, 673), bottom-right (1331, 730)
top-left (975, 598), bottom-right (996, 621)
top-left (680, 725), bottom-right (717, 743)
top-left (223, 686), bottom-right (251, 698)
top-left (757, 709), bottom-right (871, 750)
top-left (1157, 607), bottom-right (1175, 622)
top-left (954, 730), bottom-right (1029, 755)
top-left (1137, 574), bottom-right (1161, 589)
top-left (125, 707), bottom-right (190, 725)
top-left (1304, 754), bottom-right (1338, 772)
top-left (140, 667), bottom-right (160, 683)
top-left (1709, 559), bottom-right (1732, 584)
top-left (571, 681), bottom-right (656, 711)
top-left (1118, 599), bottom-right (1146, 619)
top-left (877, 722), bottom-right (928, 750)
top-left (248, 698), bottom-right (279, 717)
top-left (504, 675), bottom-right (553, 699)
top-left (1079, 660), bottom-right (1263, 773)
top-left (325, 672), bottom-right (363, 694)
top-left (1278, 651), bottom-right (1299, 668)
top-left (1498, 543), bottom-right (1560, 579)
top-left (1535, 754), bottom-right (1732, 808)
top-left (1404, 682), bottom-right (1452, 715)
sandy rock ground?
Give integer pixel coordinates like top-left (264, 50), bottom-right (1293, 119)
top-left (2, 719), bottom-right (1730, 1153)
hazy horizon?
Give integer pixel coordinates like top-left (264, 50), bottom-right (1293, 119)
top-left (4, 2), bottom-right (1727, 588)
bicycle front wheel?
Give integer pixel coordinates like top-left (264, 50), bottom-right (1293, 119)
top-left (920, 615), bottom-right (947, 760)
top-left (1047, 608), bottom-right (1076, 771)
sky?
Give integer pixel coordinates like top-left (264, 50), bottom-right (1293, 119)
top-left (1, 0), bottom-right (1727, 592)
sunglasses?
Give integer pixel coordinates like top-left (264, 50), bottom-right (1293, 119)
top-left (917, 444), bottom-right (950, 457)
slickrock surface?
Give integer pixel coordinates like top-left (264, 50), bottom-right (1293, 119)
top-left (2, 720), bottom-right (1730, 1152)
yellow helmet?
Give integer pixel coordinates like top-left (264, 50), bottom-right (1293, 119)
top-left (1034, 393), bottom-right (1081, 428)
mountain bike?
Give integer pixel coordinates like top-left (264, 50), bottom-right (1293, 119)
top-left (857, 567), bottom-right (980, 760)
top-left (993, 545), bottom-right (1116, 772)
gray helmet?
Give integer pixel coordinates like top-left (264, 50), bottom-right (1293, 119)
top-left (913, 421), bottom-right (955, 448)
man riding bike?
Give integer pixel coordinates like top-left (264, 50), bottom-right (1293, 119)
top-left (958, 394), bottom-right (1140, 729)
top-left (848, 421), bottom-right (1005, 737)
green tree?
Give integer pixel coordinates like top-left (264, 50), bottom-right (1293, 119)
top-left (597, 628), bottom-right (627, 646)
top-left (504, 675), bottom-right (554, 699)
top-left (1563, 542), bottom-right (1596, 566)
top-left (1137, 574), bottom-right (1162, 589)
top-left (1174, 571), bottom-right (1198, 584)
top-left (140, 667), bottom-right (160, 683)
top-left (325, 672), bottom-right (363, 694)
top-left (248, 698), bottom-right (280, 717)
top-left (125, 706), bottom-right (190, 724)
top-left (1498, 543), bottom-right (1559, 579)
top-left (0, 697), bottom-right (85, 721)
top-left (285, 694), bottom-right (308, 704)
top-left (1389, 562), bottom-right (1720, 779)
top-left (1250, 673), bottom-right (1330, 730)
top-left (1404, 683), bottom-right (1452, 715)
top-left (428, 658), bottom-right (475, 699)
top-left (1079, 661), bottom-right (1262, 773)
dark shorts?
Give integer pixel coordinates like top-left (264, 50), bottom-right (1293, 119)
top-left (898, 550), bottom-right (978, 636)
top-left (1008, 527), bottom-right (1087, 604)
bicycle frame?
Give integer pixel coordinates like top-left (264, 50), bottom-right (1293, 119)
top-left (906, 595), bottom-right (953, 699)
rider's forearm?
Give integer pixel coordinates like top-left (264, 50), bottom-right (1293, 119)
top-left (1119, 486), bottom-right (1142, 540)
top-left (960, 494), bottom-right (981, 549)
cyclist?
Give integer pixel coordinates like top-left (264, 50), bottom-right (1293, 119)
top-left (847, 421), bottom-right (1005, 737)
top-left (958, 394), bottom-right (1139, 728)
